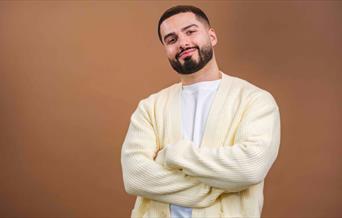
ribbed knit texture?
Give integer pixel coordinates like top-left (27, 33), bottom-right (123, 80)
top-left (121, 72), bottom-right (281, 218)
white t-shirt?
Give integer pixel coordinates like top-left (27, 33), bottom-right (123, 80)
top-left (170, 78), bottom-right (221, 218)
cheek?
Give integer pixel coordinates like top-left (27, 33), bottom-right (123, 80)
top-left (165, 47), bottom-right (177, 58)
top-left (196, 35), bottom-right (211, 47)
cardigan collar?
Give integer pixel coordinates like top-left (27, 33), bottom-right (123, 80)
top-left (168, 72), bottom-right (233, 148)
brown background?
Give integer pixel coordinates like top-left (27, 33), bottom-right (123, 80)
top-left (0, 1), bottom-right (341, 218)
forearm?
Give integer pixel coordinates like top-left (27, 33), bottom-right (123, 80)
top-left (121, 149), bottom-right (223, 207)
top-left (164, 141), bottom-right (278, 192)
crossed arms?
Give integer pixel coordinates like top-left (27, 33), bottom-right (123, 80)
top-left (121, 91), bottom-right (280, 208)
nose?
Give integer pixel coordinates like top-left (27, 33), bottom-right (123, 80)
top-left (178, 35), bottom-right (191, 50)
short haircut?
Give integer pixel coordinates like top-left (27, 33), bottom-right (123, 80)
top-left (157, 5), bottom-right (211, 44)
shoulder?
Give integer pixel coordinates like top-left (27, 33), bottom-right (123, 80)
top-left (223, 73), bottom-right (279, 109)
top-left (135, 82), bottom-right (180, 112)
top-left (224, 73), bottom-right (264, 94)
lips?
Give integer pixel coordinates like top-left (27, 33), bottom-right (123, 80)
top-left (178, 48), bottom-right (197, 59)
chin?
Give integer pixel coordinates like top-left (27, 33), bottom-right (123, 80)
top-left (184, 55), bottom-right (199, 63)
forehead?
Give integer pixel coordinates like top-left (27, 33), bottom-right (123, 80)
top-left (160, 12), bottom-right (205, 37)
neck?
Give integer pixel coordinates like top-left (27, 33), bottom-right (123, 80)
top-left (179, 57), bottom-right (221, 86)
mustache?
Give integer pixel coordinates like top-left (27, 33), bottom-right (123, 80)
top-left (176, 46), bottom-right (199, 59)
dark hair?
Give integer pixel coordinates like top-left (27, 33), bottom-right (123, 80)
top-left (157, 5), bottom-right (211, 43)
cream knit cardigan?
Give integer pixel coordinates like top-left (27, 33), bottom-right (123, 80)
top-left (121, 72), bottom-right (281, 218)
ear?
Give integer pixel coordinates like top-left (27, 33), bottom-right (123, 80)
top-left (208, 28), bottom-right (218, 46)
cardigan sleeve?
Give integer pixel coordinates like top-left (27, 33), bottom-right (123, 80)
top-left (121, 100), bottom-right (224, 207)
top-left (163, 91), bottom-right (281, 192)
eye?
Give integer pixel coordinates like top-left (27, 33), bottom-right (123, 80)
top-left (186, 30), bottom-right (196, 35)
top-left (167, 37), bottom-right (177, 44)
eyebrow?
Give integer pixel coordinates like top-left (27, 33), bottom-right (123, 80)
top-left (163, 24), bottom-right (199, 42)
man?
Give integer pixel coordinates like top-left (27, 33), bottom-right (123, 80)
top-left (121, 5), bottom-right (280, 218)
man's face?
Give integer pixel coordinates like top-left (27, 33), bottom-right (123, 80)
top-left (159, 12), bottom-right (217, 75)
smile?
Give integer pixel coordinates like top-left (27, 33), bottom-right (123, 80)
top-left (178, 48), bottom-right (197, 59)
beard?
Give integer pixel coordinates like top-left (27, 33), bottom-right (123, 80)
top-left (168, 44), bottom-right (213, 75)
